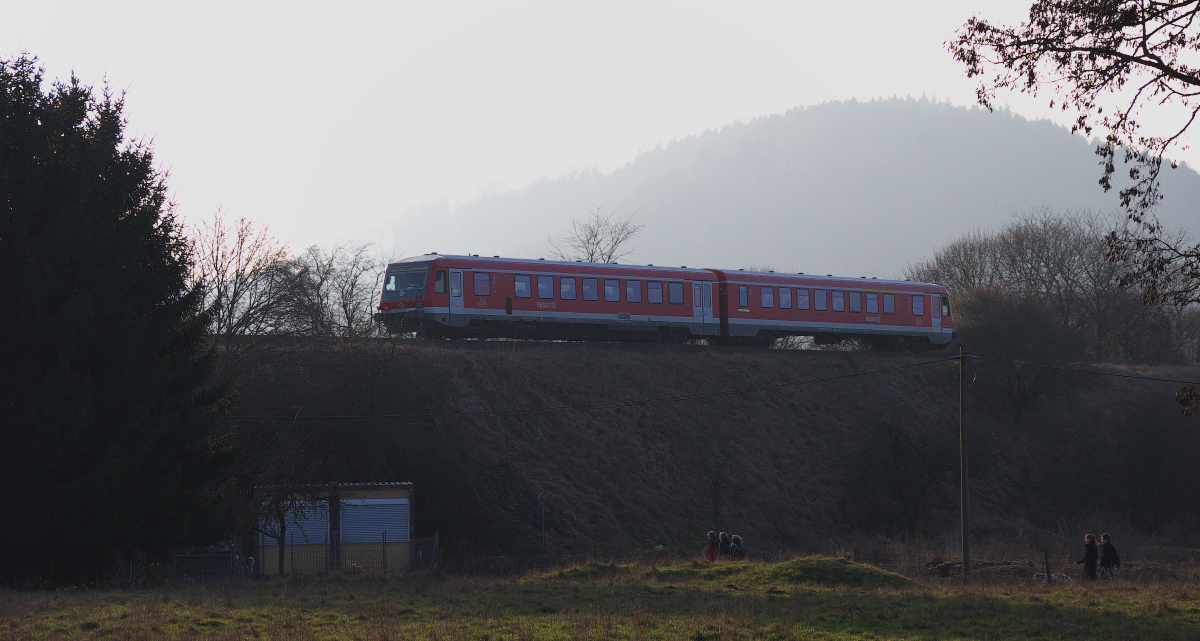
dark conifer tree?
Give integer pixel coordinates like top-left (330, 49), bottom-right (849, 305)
top-left (0, 55), bottom-right (230, 584)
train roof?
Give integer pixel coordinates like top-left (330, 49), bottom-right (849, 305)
top-left (387, 254), bottom-right (946, 291)
top-left (388, 254), bottom-right (718, 277)
top-left (711, 268), bottom-right (946, 291)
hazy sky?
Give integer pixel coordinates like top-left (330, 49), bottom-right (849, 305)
top-left (5, 1), bottom-right (1191, 254)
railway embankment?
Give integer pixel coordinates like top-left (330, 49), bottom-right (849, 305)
top-left (231, 339), bottom-right (1200, 563)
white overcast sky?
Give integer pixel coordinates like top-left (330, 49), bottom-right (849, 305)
top-left (5, 1), bottom-right (1191, 253)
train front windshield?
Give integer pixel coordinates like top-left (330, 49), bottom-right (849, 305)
top-left (382, 264), bottom-right (430, 301)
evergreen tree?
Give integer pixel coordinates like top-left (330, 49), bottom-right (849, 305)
top-left (0, 55), bottom-right (229, 584)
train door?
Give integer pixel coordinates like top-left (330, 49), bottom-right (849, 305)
top-left (448, 269), bottom-right (464, 326)
top-left (930, 294), bottom-right (942, 333)
top-left (692, 282), bottom-right (704, 335)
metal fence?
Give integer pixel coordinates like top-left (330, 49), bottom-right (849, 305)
top-left (227, 531), bottom-right (440, 577)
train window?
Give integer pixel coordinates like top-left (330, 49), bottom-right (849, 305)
top-left (943, 296), bottom-right (951, 317)
top-left (761, 286), bottom-right (774, 308)
top-left (865, 292), bottom-right (878, 314)
top-left (582, 278), bottom-right (599, 301)
top-left (560, 277), bottom-right (577, 300)
top-left (703, 283), bottom-right (712, 308)
top-left (931, 294), bottom-right (942, 318)
top-left (797, 289), bottom-right (810, 310)
top-left (832, 291), bottom-right (845, 312)
top-left (434, 270), bottom-right (447, 294)
top-left (848, 291), bottom-right (861, 313)
top-left (814, 289), bottom-right (826, 311)
top-left (648, 281), bottom-right (663, 303)
top-left (473, 272), bottom-right (491, 296)
top-left (627, 280), bottom-right (642, 303)
top-left (514, 274), bottom-right (532, 298)
top-left (883, 293), bottom-right (895, 314)
top-left (450, 272), bottom-right (462, 297)
top-left (668, 282), bottom-right (685, 305)
top-left (693, 283), bottom-right (701, 307)
top-left (738, 285), bottom-right (748, 307)
top-left (912, 295), bottom-right (925, 316)
top-left (537, 275), bottom-right (554, 299)
top-left (779, 287), bottom-right (791, 308)
top-left (604, 279), bottom-right (620, 302)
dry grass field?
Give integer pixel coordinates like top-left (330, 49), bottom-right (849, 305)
top-left (5, 556), bottom-right (1200, 640)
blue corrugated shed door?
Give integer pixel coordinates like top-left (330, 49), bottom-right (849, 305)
top-left (339, 499), bottom-right (409, 543)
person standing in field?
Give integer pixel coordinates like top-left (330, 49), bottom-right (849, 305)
top-left (705, 531), bottom-right (719, 561)
top-left (1070, 533), bottom-right (1099, 580)
top-left (1100, 533), bottom-right (1121, 579)
top-left (719, 532), bottom-right (732, 558)
top-left (731, 535), bottom-right (746, 560)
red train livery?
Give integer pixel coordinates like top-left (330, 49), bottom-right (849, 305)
top-left (374, 254), bottom-right (954, 349)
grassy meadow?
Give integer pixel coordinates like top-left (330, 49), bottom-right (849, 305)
top-left (5, 556), bottom-right (1200, 640)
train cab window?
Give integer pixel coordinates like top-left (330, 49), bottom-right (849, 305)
top-left (912, 295), bottom-right (925, 316)
top-left (450, 272), bottom-right (462, 297)
top-left (434, 270), bottom-right (447, 294)
top-left (648, 281), bottom-right (663, 303)
top-left (883, 293), bottom-right (896, 314)
top-left (627, 280), bottom-right (641, 303)
top-left (473, 272), bottom-right (491, 296)
top-left (832, 291), bottom-right (845, 312)
top-left (537, 275), bottom-right (554, 299)
top-left (943, 296), bottom-right (951, 317)
top-left (779, 287), bottom-right (791, 309)
top-left (560, 277), bottom-right (577, 300)
top-left (797, 289), bottom-right (810, 310)
top-left (703, 283), bottom-right (712, 308)
top-left (604, 279), bottom-right (620, 302)
top-left (848, 291), bottom-right (861, 313)
top-left (814, 289), bottom-right (827, 311)
top-left (514, 274), bottom-right (532, 298)
top-left (865, 292), bottom-right (878, 314)
top-left (738, 285), bottom-right (749, 307)
top-left (668, 282), bottom-right (685, 305)
top-left (582, 278), bottom-right (599, 301)
top-left (761, 286), bottom-right (774, 308)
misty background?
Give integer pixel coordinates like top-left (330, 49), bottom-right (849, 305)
top-left (386, 97), bottom-right (1200, 279)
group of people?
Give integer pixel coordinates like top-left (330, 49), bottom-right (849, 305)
top-left (1069, 533), bottom-right (1121, 580)
top-left (704, 531), bottom-right (746, 561)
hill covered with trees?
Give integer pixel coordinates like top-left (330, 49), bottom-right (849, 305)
top-left (388, 97), bottom-right (1200, 280)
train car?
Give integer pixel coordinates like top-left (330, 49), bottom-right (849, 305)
top-left (374, 254), bottom-right (718, 341)
top-left (374, 254), bottom-right (953, 348)
top-left (710, 269), bottom-right (954, 349)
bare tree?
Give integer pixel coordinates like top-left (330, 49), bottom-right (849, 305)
top-left (235, 418), bottom-right (330, 577)
top-left (283, 244), bottom-right (384, 339)
top-left (548, 206), bottom-right (644, 264)
top-left (189, 210), bottom-right (293, 382)
top-left (949, 2), bottom-right (1200, 406)
top-left (909, 209), bottom-right (1191, 362)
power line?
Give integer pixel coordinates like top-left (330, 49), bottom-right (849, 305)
top-left (224, 355), bottom-right (958, 423)
top-left (971, 355), bottom-right (1200, 386)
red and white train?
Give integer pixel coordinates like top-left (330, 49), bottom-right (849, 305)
top-left (374, 254), bottom-right (954, 348)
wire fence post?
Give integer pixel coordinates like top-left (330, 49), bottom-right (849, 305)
top-left (382, 531), bottom-right (388, 573)
top-left (1044, 549), bottom-right (1053, 584)
top-left (290, 533), bottom-right (294, 576)
top-left (959, 343), bottom-right (971, 583)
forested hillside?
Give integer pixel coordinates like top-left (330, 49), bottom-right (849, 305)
top-left (231, 340), bottom-right (1200, 561)
top-left (388, 97), bottom-right (1200, 280)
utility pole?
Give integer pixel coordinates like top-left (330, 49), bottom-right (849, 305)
top-left (959, 343), bottom-right (971, 582)
top-left (538, 492), bottom-right (547, 550)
